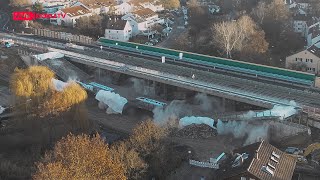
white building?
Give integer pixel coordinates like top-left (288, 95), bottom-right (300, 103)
top-left (122, 8), bottom-right (163, 36)
top-left (104, 19), bottom-right (132, 41)
top-left (292, 14), bottom-right (309, 36)
top-left (114, 2), bottom-right (134, 15)
top-left (52, 5), bottom-right (92, 27)
top-left (306, 21), bottom-right (320, 47)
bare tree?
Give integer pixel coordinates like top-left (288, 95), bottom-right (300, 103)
top-left (212, 15), bottom-right (268, 58)
top-left (252, 1), bottom-right (266, 24)
top-left (266, 0), bottom-right (290, 22)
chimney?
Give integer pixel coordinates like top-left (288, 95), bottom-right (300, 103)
top-left (255, 150), bottom-right (259, 160)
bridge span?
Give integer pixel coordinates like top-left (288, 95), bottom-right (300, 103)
top-left (47, 47), bottom-right (320, 109)
top-left (2, 33), bottom-right (320, 109)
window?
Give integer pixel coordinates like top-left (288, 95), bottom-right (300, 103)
top-left (261, 165), bottom-right (274, 176)
top-left (313, 68), bottom-right (315, 72)
top-left (272, 151), bottom-right (280, 159)
top-left (109, 30), bottom-right (110, 33)
top-left (296, 58), bottom-right (298, 61)
top-left (310, 59), bottom-right (313, 63)
top-left (271, 156), bottom-right (278, 163)
top-left (306, 59), bottom-right (309, 62)
top-left (241, 177), bottom-right (246, 180)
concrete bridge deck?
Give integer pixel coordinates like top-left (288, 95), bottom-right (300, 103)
top-left (3, 33), bottom-right (320, 109)
top-left (48, 47), bottom-right (320, 109)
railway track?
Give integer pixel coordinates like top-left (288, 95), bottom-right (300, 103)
top-left (3, 33), bottom-right (320, 108)
top-left (14, 33), bottom-right (317, 89)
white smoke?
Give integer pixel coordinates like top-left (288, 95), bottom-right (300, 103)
top-left (179, 116), bottom-right (215, 128)
top-left (51, 78), bottom-right (68, 91)
top-left (130, 78), bottom-right (145, 94)
top-left (95, 90), bottom-right (128, 114)
top-left (0, 106), bottom-right (5, 114)
top-left (217, 119), bottom-right (270, 146)
top-left (153, 100), bottom-right (186, 125)
top-left (194, 93), bottom-right (213, 112)
top-left (67, 76), bottom-right (78, 82)
top-left (98, 101), bottom-right (107, 110)
top-left (242, 101), bottom-right (298, 120)
top-left (129, 78), bottom-right (154, 96)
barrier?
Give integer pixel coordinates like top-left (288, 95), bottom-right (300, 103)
top-left (32, 29), bottom-right (93, 44)
top-left (189, 159), bottom-right (219, 169)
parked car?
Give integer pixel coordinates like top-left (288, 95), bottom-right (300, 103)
top-left (145, 42), bottom-right (154, 46)
top-left (150, 39), bottom-right (159, 43)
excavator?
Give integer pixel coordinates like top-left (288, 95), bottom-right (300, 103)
top-left (303, 143), bottom-right (320, 161)
top-left (286, 143), bottom-right (320, 164)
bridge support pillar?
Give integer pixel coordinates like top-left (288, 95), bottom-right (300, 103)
top-left (221, 97), bottom-right (226, 112)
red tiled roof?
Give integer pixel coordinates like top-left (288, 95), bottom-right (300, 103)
top-left (61, 5), bottom-right (91, 17)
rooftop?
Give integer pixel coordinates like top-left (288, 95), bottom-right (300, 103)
top-left (218, 141), bottom-right (297, 180)
top-left (307, 45), bottom-right (320, 57)
top-left (132, 8), bottom-right (157, 21)
top-left (78, 0), bottom-right (116, 9)
top-left (106, 19), bottom-right (128, 30)
top-left (61, 5), bottom-right (91, 17)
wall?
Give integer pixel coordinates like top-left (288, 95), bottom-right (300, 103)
top-left (285, 50), bottom-right (320, 74)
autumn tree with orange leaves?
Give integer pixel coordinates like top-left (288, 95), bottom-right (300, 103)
top-left (10, 66), bottom-right (87, 117)
top-left (33, 134), bottom-right (126, 180)
top-left (10, 66), bottom-right (90, 143)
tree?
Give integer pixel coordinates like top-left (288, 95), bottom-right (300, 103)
top-left (211, 15), bottom-right (268, 58)
top-left (128, 120), bottom-right (168, 157)
top-left (9, 0), bottom-right (31, 7)
top-left (10, 66), bottom-right (88, 116)
top-left (159, 0), bottom-right (180, 9)
top-left (288, 62), bottom-right (307, 72)
top-left (251, 1), bottom-right (267, 24)
top-left (188, 0), bottom-right (209, 50)
top-left (10, 66), bottom-right (55, 98)
top-left (265, 0), bottom-right (290, 22)
top-left (33, 133), bottom-right (126, 180)
top-left (110, 142), bottom-right (147, 180)
top-left (309, 0), bottom-right (320, 16)
top-left (32, 2), bottom-right (43, 13)
top-left (76, 15), bottom-right (103, 38)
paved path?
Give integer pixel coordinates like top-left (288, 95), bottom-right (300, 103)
top-left (157, 11), bottom-right (187, 48)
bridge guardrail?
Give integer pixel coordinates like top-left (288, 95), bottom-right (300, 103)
top-left (54, 48), bottom-right (298, 107)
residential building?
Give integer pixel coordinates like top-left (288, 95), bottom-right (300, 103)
top-left (208, 4), bottom-right (220, 14)
top-left (286, 45), bottom-right (320, 74)
top-left (104, 18), bottom-right (132, 41)
top-left (122, 8), bottom-right (163, 36)
top-left (217, 141), bottom-right (297, 180)
top-left (139, 1), bottom-right (164, 12)
top-left (114, 2), bottom-right (134, 15)
top-left (292, 14), bottom-right (310, 36)
top-left (289, 0), bottom-right (311, 11)
top-left (306, 21), bottom-right (320, 47)
top-left (72, 0), bottom-right (116, 14)
top-left (52, 5), bottom-right (92, 27)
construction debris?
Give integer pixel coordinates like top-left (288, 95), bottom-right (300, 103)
top-left (173, 124), bottom-right (217, 139)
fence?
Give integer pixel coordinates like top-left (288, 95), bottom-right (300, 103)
top-left (32, 29), bottom-right (93, 44)
top-left (189, 159), bottom-right (219, 169)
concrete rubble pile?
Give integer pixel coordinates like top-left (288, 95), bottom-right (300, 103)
top-left (174, 124), bottom-right (217, 139)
